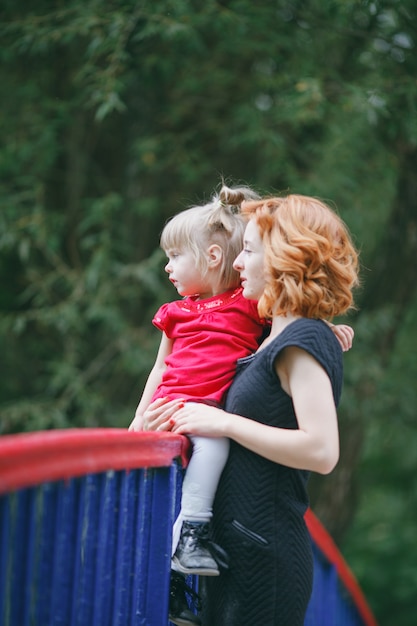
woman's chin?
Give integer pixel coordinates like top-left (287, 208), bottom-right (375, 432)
top-left (242, 287), bottom-right (257, 301)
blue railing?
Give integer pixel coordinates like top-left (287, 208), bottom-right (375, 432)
top-left (0, 429), bottom-right (377, 626)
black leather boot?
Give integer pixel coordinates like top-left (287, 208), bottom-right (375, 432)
top-left (169, 571), bottom-right (201, 626)
top-left (172, 521), bottom-right (228, 576)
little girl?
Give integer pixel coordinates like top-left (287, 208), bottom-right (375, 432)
top-left (129, 184), bottom-right (353, 626)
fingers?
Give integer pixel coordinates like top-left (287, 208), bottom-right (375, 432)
top-left (339, 325), bottom-right (354, 351)
top-left (168, 403), bottom-right (226, 436)
top-left (343, 330), bottom-right (354, 351)
top-left (143, 398), bottom-right (186, 431)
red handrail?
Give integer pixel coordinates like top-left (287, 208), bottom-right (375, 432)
top-left (0, 429), bottom-right (378, 626)
top-left (305, 509), bottom-right (378, 626)
top-left (0, 428), bottom-right (190, 494)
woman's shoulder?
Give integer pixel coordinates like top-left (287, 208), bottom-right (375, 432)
top-left (282, 317), bottom-right (332, 341)
top-left (267, 318), bottom-right (343, 364)
top-left (266, 318), bottom-right (344, 402)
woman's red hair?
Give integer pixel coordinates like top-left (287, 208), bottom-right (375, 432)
top-left (241, 195), bottom-right (359, 320)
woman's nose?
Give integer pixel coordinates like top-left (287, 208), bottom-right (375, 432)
top-left (233, 252), bottom-right (243, 271)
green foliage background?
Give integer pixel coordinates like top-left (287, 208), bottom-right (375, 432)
top-left (1, 1), bottom-right (416, 623)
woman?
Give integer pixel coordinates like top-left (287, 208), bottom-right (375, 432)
top-left (144, 193), bottom-right (359, 625)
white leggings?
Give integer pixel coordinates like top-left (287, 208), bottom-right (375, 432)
top-left (171, 435), bottom-right (230, 555)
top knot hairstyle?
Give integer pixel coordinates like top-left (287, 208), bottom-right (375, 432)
top-left (161, 184), bottom-right (260, 291)
top-left (241, 194), bottom-right (360, 320)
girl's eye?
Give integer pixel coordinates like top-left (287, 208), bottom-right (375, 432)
top-left (243, 248), bottom-right (252, 255)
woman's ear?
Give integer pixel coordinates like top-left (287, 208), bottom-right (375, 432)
top-left (206, 244), bottom-right (223, 268)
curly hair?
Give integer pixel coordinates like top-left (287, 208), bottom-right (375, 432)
top-left (241, 194), bottom-right (359, 320)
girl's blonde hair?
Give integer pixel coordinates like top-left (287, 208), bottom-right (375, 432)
top-left (161, 184), bottom-right (260, 290)
top-left (241, 194), bottom-right (359, 319)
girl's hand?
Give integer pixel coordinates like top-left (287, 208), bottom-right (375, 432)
top-left (329, 323), bottom-right (354, 352)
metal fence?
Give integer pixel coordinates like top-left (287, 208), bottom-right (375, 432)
top-left (0, 429), bottom-right (377, 626)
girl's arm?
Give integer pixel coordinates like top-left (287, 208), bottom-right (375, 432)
top-left (144, 347), bottom-right (339, 475)
top-left (128, 332), bottom-right (173, 431)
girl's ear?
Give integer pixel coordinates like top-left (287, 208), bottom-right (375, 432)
top-left (206, 244), bottom-right (223, 268)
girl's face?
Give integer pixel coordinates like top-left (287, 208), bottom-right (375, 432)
top-left (164, 248), bottom-right (209, 298)
top-left (233, 219), bottom-right (266, 301)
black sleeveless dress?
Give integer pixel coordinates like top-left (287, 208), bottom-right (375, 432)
top-left (201, 318), bottom-right (343, 626)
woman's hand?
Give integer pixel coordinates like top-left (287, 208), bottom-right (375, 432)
top-left (329, 323), bottom-right (354, 352)
top-left (140, 397), bottom-right (186, 432)
top-left (169, 402), bottom-right (229, 437)
top-left (139, 398), bottom-right (229, 436)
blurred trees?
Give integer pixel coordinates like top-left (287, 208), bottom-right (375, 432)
top-left (1, 1), bottom-right (416, 623)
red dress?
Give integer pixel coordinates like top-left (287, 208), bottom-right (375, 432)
top-left (151, 287), bottom-right (267, 404)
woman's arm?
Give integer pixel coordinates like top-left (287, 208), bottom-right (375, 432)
top-left (271, 346), bottom-right (340, 473)
top-left (146, 347), bottom-right (339, 475)
top-left (128, 332), bottom-right (173, 431)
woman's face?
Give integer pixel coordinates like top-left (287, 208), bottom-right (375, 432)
top-left (233, 219), bottom-right (266, 301)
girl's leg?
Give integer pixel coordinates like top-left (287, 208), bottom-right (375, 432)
top-left (172, 435), bottom-right (229, 553)
top-left (182, 436), bottom-right (230, 518)
top-left (171, 436), bottom-right (229, 575)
